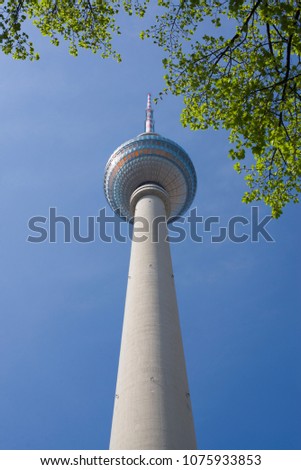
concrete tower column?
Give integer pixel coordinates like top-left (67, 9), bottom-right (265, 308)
top-left (109, 184), bottom-right (197, 450)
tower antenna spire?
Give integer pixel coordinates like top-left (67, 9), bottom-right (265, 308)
top-left (145, 93), bottom-right (155, 133)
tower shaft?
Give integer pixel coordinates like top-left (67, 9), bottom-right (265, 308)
top-left (109, 185), bottom-right (196, 450)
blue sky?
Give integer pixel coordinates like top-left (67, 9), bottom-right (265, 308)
top-left (0, 11), bottom-right (300, 450)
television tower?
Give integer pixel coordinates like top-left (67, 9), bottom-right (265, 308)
top-left (104, 95), bottom-right (197, 450)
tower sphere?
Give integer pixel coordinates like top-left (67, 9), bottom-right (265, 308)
top-left (104, 95), bottom-right (197, 222)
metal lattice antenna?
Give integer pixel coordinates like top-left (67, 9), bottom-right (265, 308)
top-left (145, 93), bottom-right (155, 133)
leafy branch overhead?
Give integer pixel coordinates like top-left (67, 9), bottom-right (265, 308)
top-left (1, 0), bottom-right (300, 218)
top-left (146, 0), bottom-right (301, 218)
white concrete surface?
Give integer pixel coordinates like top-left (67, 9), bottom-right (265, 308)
top-left (109, 184), bottom-right (197, 450)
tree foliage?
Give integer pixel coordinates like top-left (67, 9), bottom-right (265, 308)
top-left (1, 0), bottom-right (301, 217)
top-left (146, 0), bottom-right (301, 218)
top-left (0, 0), bottom-right (123, 60)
